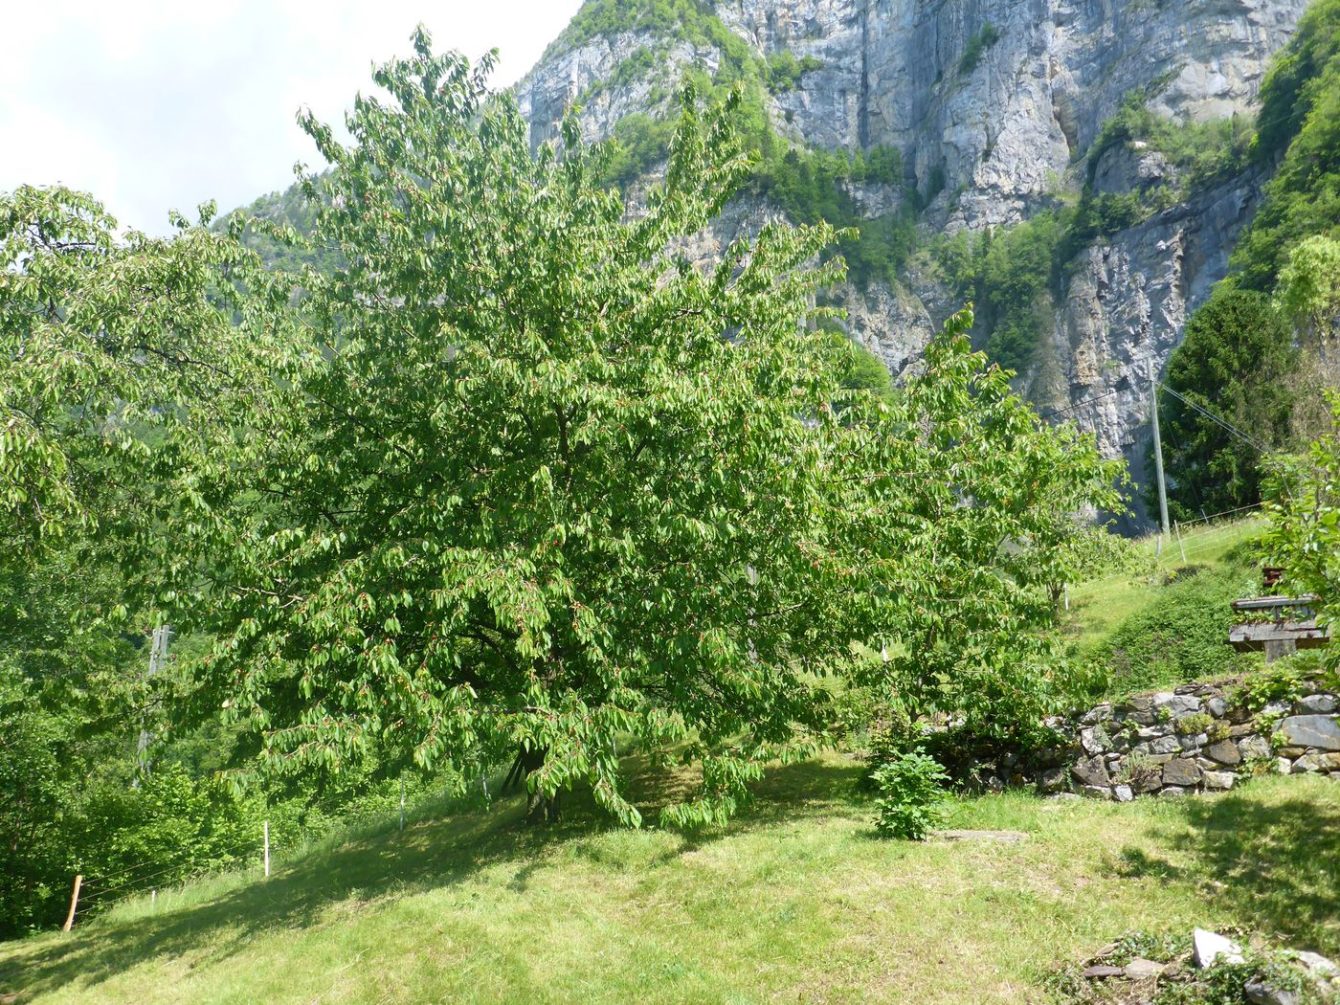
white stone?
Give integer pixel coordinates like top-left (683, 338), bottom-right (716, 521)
top-left (1193, 928), bottom-right (1244, 969)
top-left (1203, 771), bottom-right (1236, 791)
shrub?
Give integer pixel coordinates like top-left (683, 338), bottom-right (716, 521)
top-left (1154, 955), bottom-right (1306, 1005)
top-left (1175, 712), bottom-right (1213, 736)
top-left (871, 752), bottom-right (950, 840)
top-left (765, 51), bottom-right (823, 93)
top-left (1232, 651), bottom-right (1318, 712)
top-left (959, 23), bottom-right (1001, 75)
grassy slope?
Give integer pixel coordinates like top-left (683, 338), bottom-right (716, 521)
top-left (2, 758), bottom-right (1337, 1005)
top-left (1066, 517), bottom-right (1265, 652)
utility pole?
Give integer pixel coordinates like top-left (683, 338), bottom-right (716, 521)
top-left (1149, 364), bottom-right (1171, 550)
top-left (136, 624), bottom-right (172, 778)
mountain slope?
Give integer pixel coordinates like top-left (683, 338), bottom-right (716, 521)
top-left (515, 0), bottom-right (1310, 524)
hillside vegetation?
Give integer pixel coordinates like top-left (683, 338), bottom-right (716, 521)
top-left (1066, 518), bottom-right (1265, 698)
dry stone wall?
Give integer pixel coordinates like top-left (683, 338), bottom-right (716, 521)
top-left (1044, 679), bottom-right (1340, 801)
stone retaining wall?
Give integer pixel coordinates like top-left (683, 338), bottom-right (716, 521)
top-left (1045, 680), bottom-right (1340, 801)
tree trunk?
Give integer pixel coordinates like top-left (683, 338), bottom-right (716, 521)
top-left (525, 786), bottom-right (561, 826)
top-left (505, 745), bottom-right (559, 825)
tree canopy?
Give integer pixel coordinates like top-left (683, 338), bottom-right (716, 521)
top-left (1152, 288), bottom-right (1300, 522)
top-left (1, 32), bottom-right (1122, 852)
top-left (129, 35), bottom-right (1118, 828)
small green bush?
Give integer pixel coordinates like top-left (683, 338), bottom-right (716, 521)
top-left (1153, 955), bottom-right (1306, 1005)
top-left (765, 51), bottom-right (823, 92)
top-left (1233, 651), bottom-right (1318, 712)
top-left (1107, 930), bottom-right (1190, 966)
top-left (959, 23), bottom-right (1001, 75)
top-left (871, 752), bottom-right (950, 840)
top-left (1175, 712), bottom-right (1213, 736)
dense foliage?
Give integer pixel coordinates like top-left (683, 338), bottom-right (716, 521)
top-left (146, 38), bottom-right (1117, 830)
top-left (1232, 0), bottom-right (1340, 291)
top-left (932, 211), bottom-right (1069, 374)
top-left (1267, 396), bottom-right (1340, 637)
top-left (1153, 289), bottom-right (1301, 521)
top-left (1095, 566), bottom-right (1255, 697)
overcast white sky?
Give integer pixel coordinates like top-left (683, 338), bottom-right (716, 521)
top-left (0, 1), bottom-right (585, 234)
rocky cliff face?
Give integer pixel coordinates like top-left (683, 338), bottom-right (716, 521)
top-left (516, 0), bottom-right (1308, 522)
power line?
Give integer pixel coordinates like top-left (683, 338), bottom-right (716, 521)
top-left (1039, 388), bottom-right (1122, 420)
top-left (1157, 383), bottom-right (1271, 454)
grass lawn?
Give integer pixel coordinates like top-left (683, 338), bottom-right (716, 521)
top-left (2, 757), bottom-right (1336, 1005)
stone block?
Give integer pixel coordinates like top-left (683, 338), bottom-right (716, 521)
top-left (1244, 979), bottom-right (1298, 1005)
top-left (1081, 785), bottom-right (1114, 800)
top-left (1292, 752), bottom-right (1340, 773)
top-left (1238, 736), bottom-right (1271, 761)
top-left (1113, 785), bottom-right (1134, 803)
top-left (1123, 694), bottom-right (1153, 716)
top-left (1194, 928), bottom-right (1244, 968)
top-left (1179, 733), bottom-right (1208, 751)
top-left (1155, 692), bottom-right (1201, 716)
top-left (1160, 785), bottom-right (1189, 797)
top-left (1163, 758), bottom-right (1202, 787)
top-left (1137, 724), bottom-right (1172, 740)
top-left (1206, 696), bottom-right (1228, 718)
top-left (1080, 702), bottom-right (1114, 725)
top-left (1079, 725), bottom-right (1107, 755)
top-left (1281, 714), bottom-right (1340, 750)
top-left (1296, 694), bottom-right (1337, 715)
top-left (1038, 766), bottom-right (1068, 793)
top-left (1204, 771), bottom-right (1236, 790)
top-left (1132, 771), bottom-right (1164, 794)
top-left (1072, 755), bottom-right (1111, 787)
top-left (1124, 958), bottom-right (1165, 980)
top-left (1147, 736), bottom-right (1181, 755)
top-left (1205, 739), bottom-right (1242, 765)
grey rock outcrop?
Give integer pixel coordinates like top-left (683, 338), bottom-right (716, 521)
top-left (515, 0), bottom-right (1308, 521)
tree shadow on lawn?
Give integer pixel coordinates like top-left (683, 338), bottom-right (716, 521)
top-left (0, 756), bottom-right (866, 1001)
top-left (1114, 783), bottom-right (1340, 957)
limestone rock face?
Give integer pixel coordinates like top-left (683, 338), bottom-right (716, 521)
top-left (516, 1), bottom-right (1308, 521)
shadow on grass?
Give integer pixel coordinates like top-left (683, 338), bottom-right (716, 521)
top-left (0, 756), bottom-right (865, 1001)
top-left (1116, 782), bottom-right (1340, 956)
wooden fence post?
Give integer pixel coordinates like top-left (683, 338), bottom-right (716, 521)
top-left (62, 875), bottom-right (82, 932)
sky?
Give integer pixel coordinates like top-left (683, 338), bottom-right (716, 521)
top-left (0, 1), bottom-right (585, 234)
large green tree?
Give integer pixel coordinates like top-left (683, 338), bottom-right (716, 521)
top-left (141, 34), bottom-right (1118, 827)
top-left (1152, 288), bottom-right (1299, 522)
